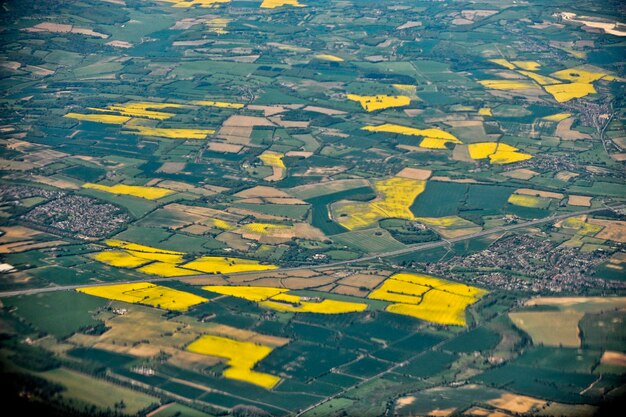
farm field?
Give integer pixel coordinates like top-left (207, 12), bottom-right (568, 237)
top-left (0, 0), bottom-right (625, 415)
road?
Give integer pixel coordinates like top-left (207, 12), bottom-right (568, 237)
top-left (0, 204), bottom-right (621, 299)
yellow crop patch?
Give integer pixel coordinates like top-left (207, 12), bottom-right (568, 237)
top-left (415, 216), bottom-right (475, 228)
top-left (191, 100), bottom-right (244, 109)
top-left (478, 107), bottom-right (492, 116)
top-left (544, 83), bottom-right (596, 103)
top-left (512, 61), bottom-right (541, 71)
top-left (204, 285), bottom-right (288, 301)
top-left (467, 142), bottom-right (532, 165)
top-left (182, 257), bottom-right (278, 274)
top-left (241, 223), bottom-right (291, 235)
top-left (125, 126), bottom-right (214, 140)
top-left (551, 68), bottom-right (608, 84)
top-left (368, 273), bottom-right (487, 326)
top-left (508, 194), bottom-right (545, 208)
top-left (259, 151), bottom-right (286, 169)
top-left (92, 251), bottom-right (151, 268)
top-left (489, 59), bottom-right (516, 70)
top-left (517, 71), bottom-right (560, 86)
top-left (261, 0), bottom-right (305, 9)
top-left (89, 102), bottom-right (188, 120)
top-left (392, 84), bottom-right (418, 98)
top-left (208, 218), bottom-right (234, 230)
top-left (82, 183), bottom-right (174, 200)
top-left (187, 335), bottom-right (280, 389)
top-left (314, 54), bottom-right (344, 62)
top-left (346, 94), bottom-right (411, 112)
top-left (334, 177), bottom-right (426, 230)
top-left (104, 240), bottom-right (182, 254)
top-left (260, 293), bottom-right (367, 314)
top-left (362, 124), bottom-right (461, 148)
top-left (203, 285), bottom-right (368, 314)
top-left (543, 113), bottom-right (572, 121)
top-left (559, 217), bottom-right (603, 236)
top-left (65, 113), bottom-right (130, 124)
top-left (77, 282), bottom-right (207, 311)
top-left (479, 80), bottom-right (538, 90)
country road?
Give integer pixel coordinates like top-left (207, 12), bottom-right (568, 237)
top-left (0, 204), bottom-right (621, 299)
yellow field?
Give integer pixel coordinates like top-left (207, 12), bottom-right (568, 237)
top-left (489, 59), bottom-right (516, 70)
top-left (203, 285), bottom-right (287, 301)
top-left (92, 251), bottom-right (151, 268)
top-left (508, 194), bottom-right (545, 208)
top-left (392, 84), bottom-right (418, 98)
top-left (187, 335), bottom-right (279, 389)
top-left (161, 0), bottom-right (230, 7)
top-left (543, 112), bottom-right (572, 121)
top-left (89, 102), bottom-right (188, 120)
top-left (208, 217), bottom-right (234, 230)
top-left (544, 83), bottom-right (596, 102)
top-left (368, 273), bottom-right (487, 326)
top-left (203, 285), bottom-right (368, 314)
top-left (205, 18), bottom-right (231, 34)
top-left (334, 177), bottom-right (426, 230)
top-left (512, 60), bottom-right (541, 71)
top-left (182, 257), bottom-right (278, 274)
top-left (77, 282), bottom-right (207, 311)
top-left (362, 123), bottom-right (461, 148)
top-left (478, 107), bottom-right (492, 116)
top-left (259, 151), bottom-right (286, 169)
top-left (92, 240), bottom-right (277, 277)
top-left (82, 183), bottom-right (174, 200)
top-left (104, 240), bottom-right (182, 254)
top-left (64, 113), bottom-right (130, 124)
top-left (241, 223), bottom-right (291, 235)
top-left (467, 142), bottom-right (532, 164)
top-left (551, 68), bottom-right (608, 84)
top-left (314, 54), bottom-right (343, 62)
top-left (479, 80), bottom-right (538, 90)
top-left (346, 94), bottom-right (411, 112)
top-left (126, 126), bottom-right (214, 139)
top-left (261, 0), bottom-right (305, 9)
top-left (260, 293), bottom-right (367, 314)
top-left (191, 100), bottom-right (244, 109)
top-left (517, 70), bottom-right (559, 85)
top-left (559, 217), bottom-right (603, 236)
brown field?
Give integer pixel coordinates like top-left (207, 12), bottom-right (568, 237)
top-left (503, 168), bottom-right (539, 180)
top-left (216, 126), bottom-right (253, 145)
top-left (588, 219), bottom-right (626, 243)
top-left (515, 188), bottom-right (564, 199)
top-left (208, 141), bottom-right (243, 153)
top-left (0, 158), bottom-right (35, 171)
top-left (215, 231), bottom-right (251, 251)
top-left (601, 351), bottom-right (626, 367)
top-left (338, 273), bottom-right (387, 289)
top-left (235, 186), bottom-right (292, 198)
top-left (396, 167), bottom-right (432, 180)
top-left (106, 40), bottom-right (132, 48)
top-left (286, 151), bottom-right (313, 158)
top-left (157, 162), bottom-right (185, 174)
top-left (488, 393), bottom-right (546, 414)
top-left (452, 144), bottom-right (473, 162)
top-left (226, 207), bottom-right (285, 221)
top-left (332, 285), bottom-right (369, 297)
top-left (0, 240), bottom-right (68, 254)
top-left (568, 195), bottom-right (592, 206)
top-left (248, 104), bottom-right (288, 116)
top-left (30, 175), bottom-right (81, 189)
top-left (269, 116), bottom-right (310, 128)
top-left (525, 296), bottom-right (626, 309)
top-left (289, 178), bottom-right (370, 199)
top-left (179, 276), bottom-right (228, 286)
top-left (509, 311), bottom-right (583, 347)
top-left (180, 224), bottom-right (213, 235)
top-left (223, 115), bottom-right (275, 128)
top-left (556, 170), bottom-right (580, 181)
top-left (25, 22), bottom-right (109, 39)
top-left (556, 118), bottom-right (591, 140)
top-left (610, 153), bottom-right (626, 161)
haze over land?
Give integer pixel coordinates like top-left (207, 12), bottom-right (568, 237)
top-left (0, 0), bottom-right (625, 416)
